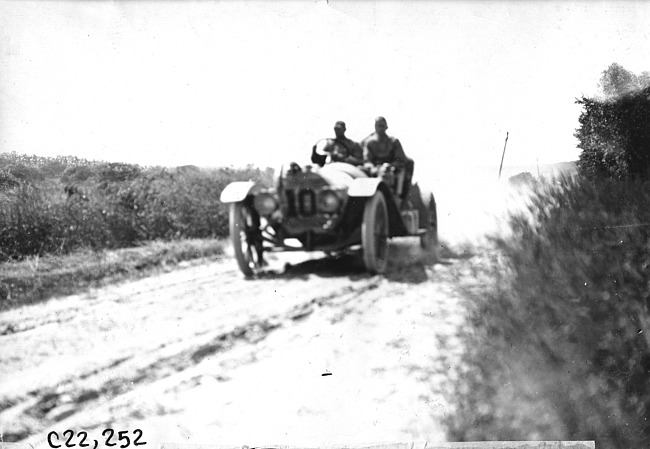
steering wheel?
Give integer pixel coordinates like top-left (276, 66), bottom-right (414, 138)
top-left (312, 138), bottom-right (337, 165)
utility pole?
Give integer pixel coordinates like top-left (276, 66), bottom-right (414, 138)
top-left (498, 131), bottom-right (509, 180)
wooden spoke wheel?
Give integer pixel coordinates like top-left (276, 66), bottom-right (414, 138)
top-left (229, 202), bottom-right (264, 277)
top-left (362, 191), bottom-right (389, 274)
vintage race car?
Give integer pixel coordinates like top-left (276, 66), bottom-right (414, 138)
top-left (220, 141), bottom-right (437, 276)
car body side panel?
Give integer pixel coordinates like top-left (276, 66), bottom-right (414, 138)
top-left (220, 181), bottom-right (259, 203)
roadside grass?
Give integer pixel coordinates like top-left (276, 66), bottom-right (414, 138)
top-left (444, 175), bottom-right (650, 449)
top-left (0, 239), bottom-right (225, 311)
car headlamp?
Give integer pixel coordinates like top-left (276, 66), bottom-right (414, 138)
top-left (253, 192), bottom-right (278, 216)
top-left (318, 189), bottom-right (341, 213)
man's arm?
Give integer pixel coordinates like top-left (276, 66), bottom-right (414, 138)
top-left (344, 140), bottom-right (364, 166)
top-left (362, 137), bottom-right (377, 165)
top-left (391, 138), bottom-right (408, 164)
top-left (361, 137), bottom-right (380, 175)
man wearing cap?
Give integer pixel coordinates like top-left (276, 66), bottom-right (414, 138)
top-left (361, 116), bottom-right (414, 198)
top-left (312, 121), bottom-right (364, 167)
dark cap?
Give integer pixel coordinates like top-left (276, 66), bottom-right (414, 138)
top-left (334, 121), bottom-right (346, 129)
top-left (374, 116), bottom-right (387, 125)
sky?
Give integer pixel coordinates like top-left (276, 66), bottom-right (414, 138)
top-left (1, 0), bottom-right (650, 178)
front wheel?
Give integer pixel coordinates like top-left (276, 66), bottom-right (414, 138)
top-left (229, 202), bottom-right (264, 277)
top-left (362, 191), bottom-right (389, 274)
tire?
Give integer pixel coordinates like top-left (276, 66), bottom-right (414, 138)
top-left (229, 202), bottom-right (263, 277)
top-left (362, 191), bottom-right (389, 274)
top-left (420, 194), bottom-right (439, 257)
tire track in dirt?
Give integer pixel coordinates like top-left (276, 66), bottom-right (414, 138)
top-left (0, 253), bottom-right (388, 442)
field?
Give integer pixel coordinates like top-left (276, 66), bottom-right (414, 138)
top-left (0, 152), bottom-right (272, 308)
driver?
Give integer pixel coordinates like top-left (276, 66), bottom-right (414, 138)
top-left (311, 121), bottom-right (364, 167)
top-left (361, 116), bottom-right (414, 198)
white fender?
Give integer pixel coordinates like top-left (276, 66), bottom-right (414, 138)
top-left (347, 177), bottom-right (384, 197)
top-left (219, 181), bottom-right (259, 203)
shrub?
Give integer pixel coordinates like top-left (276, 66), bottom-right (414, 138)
top-left (0, 170), bottom-right (20, 190)
top-left (575, 65), bottom-right (650, 180)
top-left (0, 185), bottom-right (52, 259)
top-left (2, 163), bottom-right (44, 182)
top-left (447, 175), bottom-right (650, 448)
top-left (97, 162), bottom-right (142, 187)
top-left (508, 171), bottom-right (536, 186)
top-left (61, 165), bottom-right (94, 182)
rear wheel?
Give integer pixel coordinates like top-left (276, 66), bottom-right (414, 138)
top-left (362, 191), bottom-right (389, 274)
top-left (230, 202), bottom-right (264, 277)
top-left (420, 194), bottom-right (439, 257)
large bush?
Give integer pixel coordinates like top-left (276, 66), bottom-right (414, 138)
top-left (447, 176), bottom-right (650, 448)
top-left (575, 64), bottom-right (650, 180)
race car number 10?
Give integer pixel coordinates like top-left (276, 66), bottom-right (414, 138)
top-left (47, 429), bottom-right (147, 448)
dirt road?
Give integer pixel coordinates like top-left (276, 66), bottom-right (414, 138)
top-left (0, 236), bottom-right (472, 447)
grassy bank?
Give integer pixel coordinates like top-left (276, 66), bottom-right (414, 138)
top-left (445, 175), bottom-right (650, 449)
top-left (0, 238), bottom-right (225, 312)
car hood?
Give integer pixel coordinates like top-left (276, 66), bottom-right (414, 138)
top-left (316, 162), bottom-right (367, 189)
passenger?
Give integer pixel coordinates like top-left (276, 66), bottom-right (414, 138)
top-left (312, 121), bottom-right (364, 167)
top-left (361, 116), bottom-right (414, 198)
